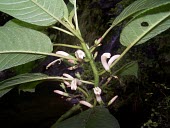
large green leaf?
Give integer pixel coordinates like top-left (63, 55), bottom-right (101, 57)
top-left (0, 0), bottom-right (67, 26)
top-left (5, 19), bottom-right (46, 30)
top-left (115, 61), bottom-right (138, 78)
top-left (51, 106), bottom-right (120, 128)
top-left (120, 4), bottom-right (170, 46)
top-left (0, 73), bottom-right (48, 91)
top-left (0, 26), bottom-right (53, 71)
top-left (0, 73), bottom-right (48, 97)
top-left (112, 0), bottom-right (170, 26)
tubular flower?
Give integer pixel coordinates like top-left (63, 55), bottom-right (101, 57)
top-left (54, 90), bottom-right (70, 97)
top-left (107, 95), bottom-right (118, 106)
top-left (79, 100), bottom-right (93, 108)
top-left (93, 87), bottom-right (103, 104)
top-left (63, 73), bottom-right (81, 90)
top-left (56, 51), bottom-right (70, 56)
top-left (101, 53), bottom-right (120, 71)
top-left (56, 51), bottom-right (75, 64)
top-left (75, 50), bottom-right (85, 60)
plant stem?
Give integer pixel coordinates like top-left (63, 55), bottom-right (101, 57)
top-left (101, 25), bottom-right (114, 40)
top-left (80, 41), bottom-right (99, 87)
top-left (77, 87), bottom-right (89, 97)
top-left (52, 26), bottom-right (74, 36)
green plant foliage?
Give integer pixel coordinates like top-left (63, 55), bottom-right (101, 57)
top-left (51, 106), bottom-right (120, 128)
top-left (0, 73), bottom-right (48, 92)
top-left (115, 61), bottom-right (138, 78)
top-left (5, 19), bottom-right (46, 30)
top-left (120, 4), bottom-right (170, 46)
top-left (0, 0), bottom-right (67, 26)
top-left (112, 0), bottom-right (170, 26)
top-left (0, 26), bottom-right (53, 71)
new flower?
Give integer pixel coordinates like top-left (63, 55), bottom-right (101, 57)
top-left (93, 87), bottom-right (103, 104)
top-left (56, 51), bottom-right (75, 64)
top-left (101, 53), bottom-right (120, 71)
top-left (107, 95), bottom-right (118, 106)
top-left (75, 50), bottom-right (85, 60)
top-left (54, 90), bottom-right (70, 97)
top-left (63, 73), bottom-right (81, 90)
top-left (79, 100), bottom-right (93, 108)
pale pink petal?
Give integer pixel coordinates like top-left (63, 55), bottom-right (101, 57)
top-left (96, 95), bottom-right (102, 103)
top-left (64, 81), bottom-right (71, 87)
top-left (93, 87), bottom-right (102, 95)
top-left (71, 79), bottom-right (77, 90)
top-left (79, 100), bottom-right (93, 108)
top-left (75, 50), bottom-right (85, 59)
top-left (108, 55), bottom-right (120, 67)
top-left (63, 73), bottom-right (74, 79)
top-left (101, 53), bottom-right (111, 71)
top-left (54, 90), bottom-right (69, 97)
top-left (107, 95), bottom-right (118, 106)
top-left (56, 51), bottom-right (69, 56)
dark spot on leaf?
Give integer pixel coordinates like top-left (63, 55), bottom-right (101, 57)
top-left (141, 22), bottom-right (149, 27)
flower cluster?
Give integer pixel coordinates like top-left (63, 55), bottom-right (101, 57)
top-left (52, 48), bottom-right (119, 108)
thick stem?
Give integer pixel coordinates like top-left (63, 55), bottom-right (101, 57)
top-left (80, 41), bottom-right (99, 87)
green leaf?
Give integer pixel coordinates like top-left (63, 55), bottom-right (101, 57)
top-left (0, 0), bottom-right (67, 26)
top-left (0, 26), bottom-right (53, 71)
top-left (112, 0), bottom-right (170, 26)
top-left (5, 19), bottom-right (46, 31)
top-left (62, 0), bottom-right (69, 20)
top-left (69, 0), bottom-right (75, 5)
top-left (52, 106), bottom-right (120, 128)
top-left (120, 4), bottom-right (170, 46)
top-left (0, 73), bottom-right (48, 91)
top-left (115, 61), bottom-right (138, 78)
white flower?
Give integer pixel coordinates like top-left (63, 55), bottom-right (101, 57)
top-left (75, 50), bottom-right (85, 60)
top-left (101, 53), bottom-right (120, 71)
top-left (63, 73), bottom-right (81, 90)
top-left (54, 90), bottom-right (69, 97)
top-left (70, 79), bottom-right (78, 90)
top-left (93, 87), bottom-right (103, 104)
top-left (56, 51), bottom-right (70, 56)
top-left (107, 95), bottom-right (118, 106)
top-left (56, 51), bottom-right (75, 64)
top-left (79, 100), bottom-right (93, 108)
top-left (93, 87), bottom-right (101, 95)
top-left (63, 73), bottom-right (74, 79)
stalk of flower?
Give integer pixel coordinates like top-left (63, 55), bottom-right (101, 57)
top-left (107, 95), bottom-right (118, 106)
top-left (79, 100), bottom-right (93, 108)
top-left (93, 87), bottom-right (103, 104)
top-left (46, 59), bottom-right (61, 69)
top-left (101, 53), bottom-right (120, 71)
